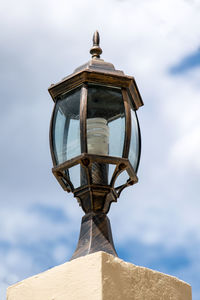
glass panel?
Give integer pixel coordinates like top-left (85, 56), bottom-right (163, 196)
top-left (109, 117), bottom-right (125, 157)
top-left (68, 164), bottom-right (81, 189)
top-left (87, 85), bottom-right (125, 157)
top-left (129, 107), bottom-right (140, 172)
top-left (114, 170), bottom-right (129, 188)
top-left (52, 87), bottom-right (81, 165)
top-left (108, 164), bottom-right (116, 185)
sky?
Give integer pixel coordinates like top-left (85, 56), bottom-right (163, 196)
top-left (0, 0), bottom-right (200, 299)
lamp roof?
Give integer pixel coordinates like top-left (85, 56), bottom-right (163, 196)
top-left (48, 31), bottom-right (143, 110)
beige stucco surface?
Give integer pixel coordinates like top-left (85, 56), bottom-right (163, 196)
top-left (7, 251), bottom-right (192, 300)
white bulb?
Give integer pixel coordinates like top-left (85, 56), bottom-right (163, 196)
top-left (87, 118), bottom-right (109, 155)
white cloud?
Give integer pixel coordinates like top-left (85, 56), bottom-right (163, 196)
top-left (170, 125), bottom-right (200, 170)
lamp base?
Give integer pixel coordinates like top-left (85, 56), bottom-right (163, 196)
top-left (71, 212), bottom-right (117, 260)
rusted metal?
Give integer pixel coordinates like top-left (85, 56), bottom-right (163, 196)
top-left (71, 212), bottom-right (117, 260)
top-left (122, 88), bottom-right (131, 158)
top-left (80, 84), bottom-right (88, 153)
top-left (90, 30), bottom-right (102, 59)
top-left (52, 153), bottom-right (138, 215)
top-left (135, 112), bottom-right (142, 173)
top-left (49, 104), bottom-right (57, 167)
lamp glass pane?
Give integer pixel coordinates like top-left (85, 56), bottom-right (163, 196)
top-left (129, 105), bottom-right (140, 172)
top-left (69, 164), bottom-right (81, 189)
top-left (52, 87), bottom-right (81, 165)
top-left (108, 164), bottom-right (116, 185)
top-left (87, 85), bottom-right (125, 157)
top-left (114, 170), bottom-right (129, 188)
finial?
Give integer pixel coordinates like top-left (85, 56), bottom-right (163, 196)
top-left (90, 30), bottom-right (102, 59)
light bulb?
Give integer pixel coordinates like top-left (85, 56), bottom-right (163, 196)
top-left (87, 118), bottom-right (109, 155)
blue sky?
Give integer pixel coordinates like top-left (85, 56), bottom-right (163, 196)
top-left (170, 49), bottom-right (200, 74)
top-left (1, 0), bottom-right (200, 299)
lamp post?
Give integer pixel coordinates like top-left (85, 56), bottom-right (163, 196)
top-left (48, 31), bottom-right (143, 260)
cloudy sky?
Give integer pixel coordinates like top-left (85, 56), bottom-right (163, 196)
top-left (1, 0), bottom-right (200, 298)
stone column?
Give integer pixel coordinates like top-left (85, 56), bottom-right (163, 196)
top-left (7, 251), bottom-right (192, 300)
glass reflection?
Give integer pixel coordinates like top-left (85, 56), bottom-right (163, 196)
top-left (52, 87), bottom-right (81, 165)
top-left (114, 170), bottom-right (129, 188)
top-left (69, 164), bottom-right (81, 189)
top-left (87, 85), bottom-right (125, 158)
top-left (129, 104), bottom-right (140, 172)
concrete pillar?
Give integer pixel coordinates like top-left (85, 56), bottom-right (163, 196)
top-left (7, 251), bottom-right (192, 300)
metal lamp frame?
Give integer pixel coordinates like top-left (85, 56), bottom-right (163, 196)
top-left (48, 31), bottom-right (143, 259)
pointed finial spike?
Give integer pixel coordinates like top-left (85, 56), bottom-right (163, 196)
top-left (90, 30), bottom-right (102, 59)
top-left (93, 30), bottom-right (100, 46)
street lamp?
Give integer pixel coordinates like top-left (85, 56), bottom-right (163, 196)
top-left (48, 31), bottom-right (143, 260)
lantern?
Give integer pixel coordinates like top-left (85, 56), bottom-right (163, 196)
top-left (48, 31), bottom-right (143, 259)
